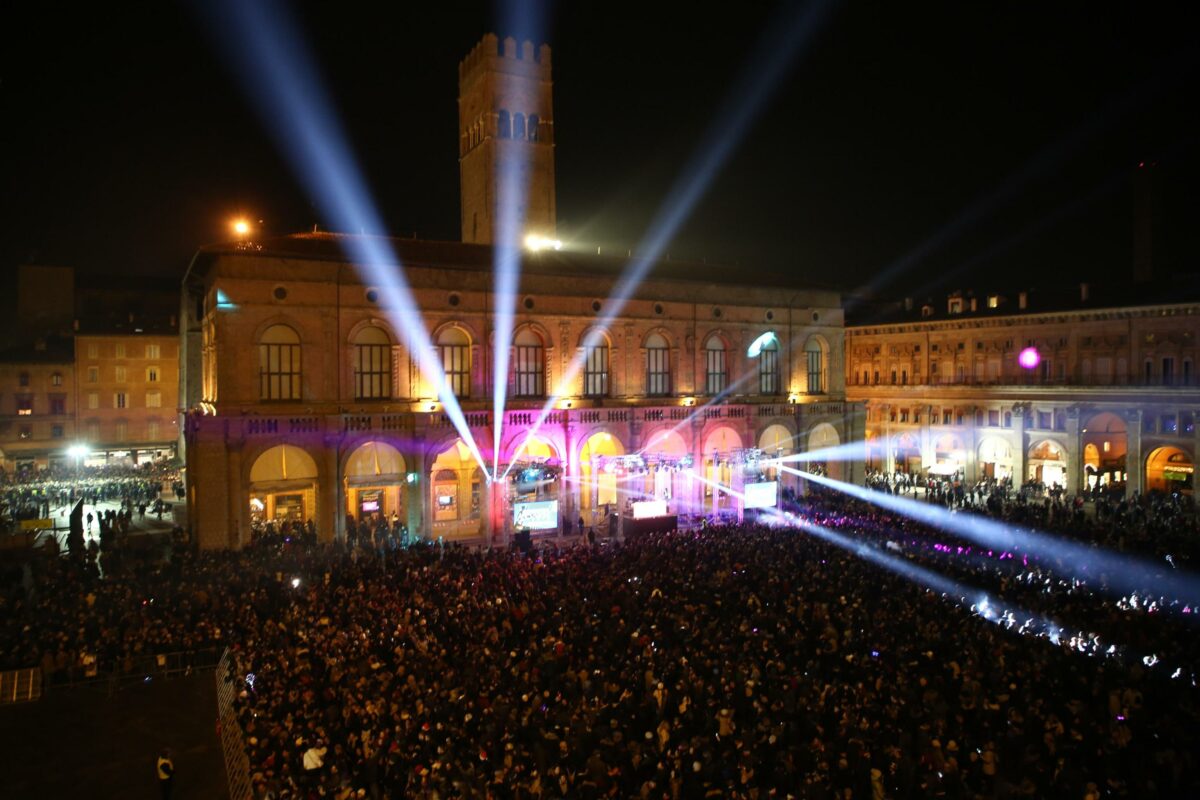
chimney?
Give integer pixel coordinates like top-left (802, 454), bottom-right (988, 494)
top-left (1018, 291), bottom-right (1028, 310)
top-left (969, 297), bottom-right (978, 312)
top-left (1079, 282), bottom-right (1090, 303)
top-left (903, 297), bottom-right (913, 311)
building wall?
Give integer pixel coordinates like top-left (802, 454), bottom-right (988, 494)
top-left (0, 359), bottom-right (75, 471)
top-left (846, 303), bottom-right (1200, 497)
top-left (74, 334), bottom-right (180, 457)
top-left (182, 248), bottom-right (854, 549)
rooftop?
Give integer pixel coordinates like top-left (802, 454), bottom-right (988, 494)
top-left (191, 232), bottom-right (841, 294)
top-left (848, 278), bottom-right (1200, 327)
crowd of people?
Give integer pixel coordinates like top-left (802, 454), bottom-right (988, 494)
top-left (0, 462), bottom-right (182, 534)
top-left (1, 476), bottom-right (1198, 798)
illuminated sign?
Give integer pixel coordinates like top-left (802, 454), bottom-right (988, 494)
top-left (743, 481), bottom-right (778, 509)
top-left (513, 500), bottom-right (559, 530)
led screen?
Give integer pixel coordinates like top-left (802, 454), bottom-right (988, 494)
top-left (631, 500), bottom-right (669, 519)
top-left (743, 481), bottom-right (778, 509)
top-left (513, 500), bottom-right (559, 530)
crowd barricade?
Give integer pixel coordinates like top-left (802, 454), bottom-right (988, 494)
top-left (215, 647), bottom-right (254, 800)
top-left (0, 666), bottom-right (42, 704)
top-left (42, 646), bottom-right (222, 692)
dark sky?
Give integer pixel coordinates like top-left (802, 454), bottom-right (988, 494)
top-left (2, 1), bottom-right (1197, 298)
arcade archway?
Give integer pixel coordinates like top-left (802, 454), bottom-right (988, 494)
top-left (344, 441), bottom-right (406, 526)
top-left (1082, 412), bottom-right (1127, 493)
top-left (579, 431), bottom-right (625, 527)
top-left (505, 434), bottom-right (562, 534)
top-left (891, 432), bottom-right (921, 474)
top-left (1028, 440), bottom-right (1067, 488)
top-left (249, 445), bottom-right (319, 525)
top-left (429, 439), bottom-right (486, 539)
top-left (703, 426), bottom-right (743, 516)
top-left (977, 437), bottom-right (1013, 480)
top-left (807, 422), bottom-right (843, 480)
top-left (639, 428), bottom-right (691, 511)
top-left (1145, 446), bottom-right (1194, 495)
top-left (758, 424), bottom-right (795, 481)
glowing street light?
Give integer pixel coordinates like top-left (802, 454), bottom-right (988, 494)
top-left (231, 218), bottom-right (252, 238)
top-left (523, 233), bottom-right (562, 252)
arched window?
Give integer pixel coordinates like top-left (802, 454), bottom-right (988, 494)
top-left (645, 333), bottom-right (671, 396)
top-left (583, 332), bottom-right (610, 398)
top-left (705, 335), bottom-right (727, 395)
top-left (354, 326), bottom-right (392, 400)
top-left (497, 109), bottom-right (511, 139)
top-left (513, 328), bottom-right (544, 398)
top-left (805, 337), bottom-right (826, 394)
top-left (527, 114), bottom-right (539, 141)
top-left (258, 324), bottom-right (301, 400)
top-left (438, 327), bottom-right (471, 399)
top-left (513, 112), bottom-right (526, 140)
top-left (758, 338), bottom-right (780, 395)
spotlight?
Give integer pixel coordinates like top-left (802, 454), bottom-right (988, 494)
top-left (1018, 347), bottom-right (1040, 369)
top-left (524, 233), bottom-right (563, 252)
top-left (232, 218), bottom-right (252, 238)
top-left (291, 577), bottom-right (301, 588)
top-left (746, 331), bottom-right (777, 358)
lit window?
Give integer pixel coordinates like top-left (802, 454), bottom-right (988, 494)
top-left (146, 391), bottom-right (162, 408)
top-left (259, 324), bottom-right (302, 400)
top-left (645, 333), bottom-right (671, 396)
top-left (758, 338), bottom-right (780, 395)
top-left (146, 366), bottom-right (159, 383)
top-left (805, 338), bottom-right (825, 394)
top-left (584, 338), bottom-right (610, 398)
top-left (705, 336), bottom-right (727, 395)
top-left (114, 392), bottom-right (127, 409)
top-left (146, 344), bottom-right (161, 359)
top-left (436, 327), bottom-right (471, 399)
top-left (51, 372), bottom-right (63, 386)
top-left (353, 326), bottom-right (393, 400)
top-left (512, 328), bottom-right (544, 398)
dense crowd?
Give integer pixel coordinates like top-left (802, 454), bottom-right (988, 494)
top-left (0, 462), bottom-right (182, 533)
top-left (1, 485), bottom-right (1198, 799)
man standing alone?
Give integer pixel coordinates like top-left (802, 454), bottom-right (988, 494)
top-left (156, 748), bottom-right (175, 799)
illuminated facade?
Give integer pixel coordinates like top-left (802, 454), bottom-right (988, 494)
top-left (180, 35), bottom-right (857, 549)
top-left (0, 342), bottom-right (75, 472)
top-left (846, 290), bottom-right (1200, 497)
top-left (74, 332), bottom-right (180, 464)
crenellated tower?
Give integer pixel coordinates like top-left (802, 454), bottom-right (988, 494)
top-left (458, 34), bottom-right (556, 245)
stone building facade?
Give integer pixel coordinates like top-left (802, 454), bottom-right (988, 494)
top-left (0, 341), bottom-right (75, 471)
top-left (74, 332), bottom-right (180, 464)
top-left (845, 293), bottom-right (1200, 497)
top-left (181, 238), bottom-right (856, 549)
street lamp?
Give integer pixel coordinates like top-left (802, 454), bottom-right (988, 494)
top-left (231, 218), bottom-right (252, 238)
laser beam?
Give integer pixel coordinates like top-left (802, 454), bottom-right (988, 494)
top-left (502, 0), bottom-right (837, 479)
top-left (198, 0), bottom-right (489, 475)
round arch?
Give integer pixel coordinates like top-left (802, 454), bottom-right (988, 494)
top-left (638, 427), bottom-right (691, 508)
top-left (248, 444), bottom-right (319, 526)
top-left (1145, 446), bottom-right (1194, 495)
top-left (576, 325), bottom-right (613, 349)
top-left (1027, 439), bottom-right (1068, 487)
top-left (977, 436), bottom-right (1013, 480)
top-left (639, 326), bottom-right (675, 349)
top-left (347, 318), bottom-right (397, 345)
top-left (892, 432), bottom-right (921, 474)
top-left (579, 430), bottom-right (626, 525)
top-left (343, 441), bottom-right (406, 525)
top-left (807, 422), bottom-right (843, 480)
top-left (1082, 411), bottom-right (1128, 493)
top-left (429, 438), bottom-right (486, 539)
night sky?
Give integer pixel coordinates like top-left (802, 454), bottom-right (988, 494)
top-left (2, 1), bottom-right (1197, 298)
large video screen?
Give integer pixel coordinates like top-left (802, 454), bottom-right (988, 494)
top-left (743, 481), bottom-right (778, 509)
top-left (631, 500), bottom-right (668, 519)
top-left (513, 500), bottom-right (559, 530)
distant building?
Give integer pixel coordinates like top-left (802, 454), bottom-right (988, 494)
top-left (846, 284), bottom-right (1200, 497)
top-left (0, 338), bottom-right (75, 472)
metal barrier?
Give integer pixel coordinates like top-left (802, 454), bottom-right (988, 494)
top-left (0, 667), bottom-right (42, 704)
top-left (42, 647), bottom-right (222, 693)
top-left (215, 648), bottom-right (253, 800)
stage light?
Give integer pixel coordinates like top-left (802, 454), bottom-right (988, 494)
top-left (67, 444), bottom-right (88, 459)
top-left (746, 331), bottom-right (777, 358)
top-left (524, 233), bottom-right (562, 252)
top-left (1018, 347), bottom-right (1040, 369)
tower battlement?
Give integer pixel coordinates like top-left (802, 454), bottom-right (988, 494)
top-left (459, 33), bottom-right (552, 85)
top-left (458, 33), bottom-right (556, 245)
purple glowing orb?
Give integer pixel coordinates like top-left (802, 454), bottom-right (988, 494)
top-left (1018, 347), bottom-right (1041, 369)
